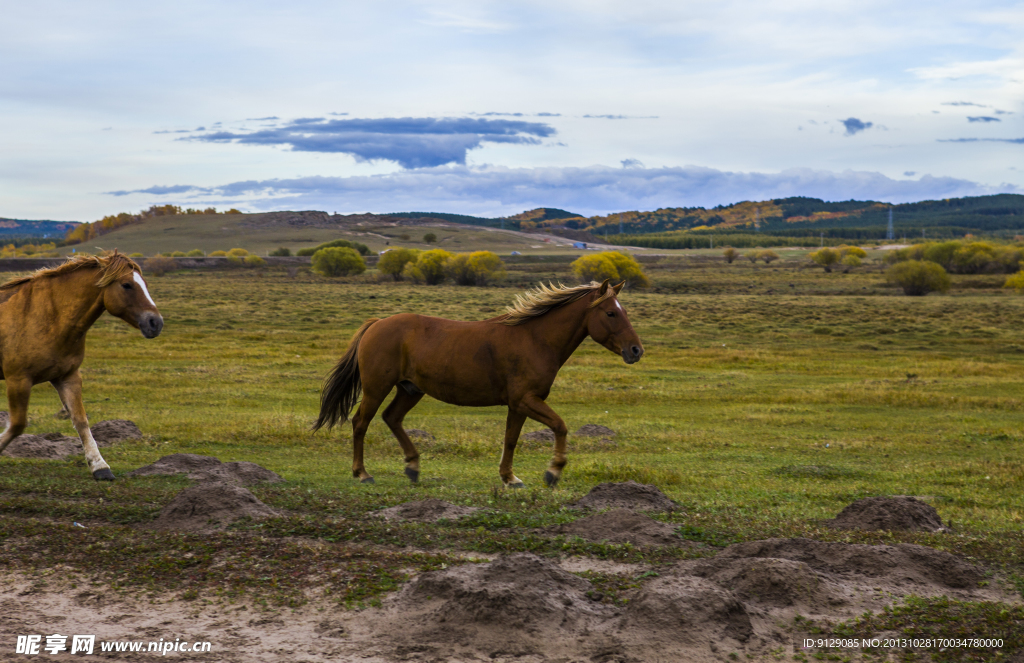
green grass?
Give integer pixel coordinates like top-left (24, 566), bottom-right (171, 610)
top-left (3, 259), bottom-right (1024, 618)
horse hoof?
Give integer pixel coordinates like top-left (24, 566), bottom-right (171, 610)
top-left (359, 476), bottom-right (376, 485)
top-left (92, 468), bottom-right (115, 481)
top-left (506, 481), bottom-right (525, 489)
top-left (543, 471), bottom-right (559, 487)
top-left (404, 467), bottom-right (420, 483)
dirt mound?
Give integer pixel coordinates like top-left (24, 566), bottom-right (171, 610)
top-left (571, 480), bottom-right (677, 512)
top-left (127, 454), bottom-right (283, 485)
top-left (827, 496), bottom-right (946, 532)
top-left (90, 419), bottom-right (142, 446)
top-left (549, 507), bottom-right (682, 546)
top-left (623, 575), bottom-right (754, 646)
top-left (1, 434), bottom-right (80, 459)
top-left (685, 557), bottom-right (843, 612)
top-left (575, 423), bottom-right (616, 437)
top-left (374, 498), bottom-right (480, 522)
top-left (405, 429), bottom-right (434, 441)
top-left (715, 537), bottom-right (982, 589)
top-left (376, 553), bottom-right (615, 659)
top-left (521, 428), bottom-right (553, 442)
top-left (149, 482), bottom-right (279, 531)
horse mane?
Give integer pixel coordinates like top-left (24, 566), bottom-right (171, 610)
top-left (498, 281), bottom-right (614, 326)
top-left (0, 251), bottom-right (141, 292)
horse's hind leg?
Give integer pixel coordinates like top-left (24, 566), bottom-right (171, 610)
top-left (0, 377), bottom-right (31, 455)
top-left (53, 372), bottom-right (113, 480)
top-left (499, 410), bottom-right (527, 488)
top-left (351, 392), bottom-right (386, 484)
top-left (382, 386), bottom-right (425, 483)
top-left (516, 394), bottom-right (569, 487)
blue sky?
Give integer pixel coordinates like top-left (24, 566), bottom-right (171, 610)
top-left (2, 1), bottom-right (1021, 221)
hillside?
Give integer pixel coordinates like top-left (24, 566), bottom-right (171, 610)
top-left (524, 194), bottom-right (1024, 239)
top-left (55, 210), bottom-right (593, 256)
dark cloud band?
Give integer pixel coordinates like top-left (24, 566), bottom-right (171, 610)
top-left (183, 116), bottom-right (555, 169)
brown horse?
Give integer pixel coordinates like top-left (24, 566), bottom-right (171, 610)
top-left (0, 251), bottom-right (163, 480)
top-left (314, 279), bottom-right (644, 487)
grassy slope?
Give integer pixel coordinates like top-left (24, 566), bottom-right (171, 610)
top-left (59, 212), bottom-right (590, 257)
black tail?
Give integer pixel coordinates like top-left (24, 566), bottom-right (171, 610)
top-left (313, 318), bottom-right (379, 431)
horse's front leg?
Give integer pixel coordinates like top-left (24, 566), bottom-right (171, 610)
top-left (0, 377), bottom-right (32, 455)
top-left (499, 410), bottom-right (527, 488)
top-left (515, 394), bottom-right (569, 487)
top-left (53, 371), bottom-right (113, 481)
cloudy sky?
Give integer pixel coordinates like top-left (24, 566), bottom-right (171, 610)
top-left (2, 1), bottom-right (1021, 221)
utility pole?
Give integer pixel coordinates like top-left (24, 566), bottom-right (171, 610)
top-left (619, 214), bottom-right (623, 235)
top-left (820, 232), bottom-right (824, 247)
top-left (887, 208), bottom-right (894, 241)
top-left (754, 208), bottom-right (760, 232)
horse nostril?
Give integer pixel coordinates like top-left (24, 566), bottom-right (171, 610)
top-left (631, 345), bottom-right (642, 357)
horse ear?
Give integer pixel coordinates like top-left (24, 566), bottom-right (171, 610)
top-left (612, 281), bottom-right (624, 294)
top-left (598, 279), bottom-right (610, 295)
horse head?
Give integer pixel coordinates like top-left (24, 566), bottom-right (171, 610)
top-left (102, 269), bottom-right (164, 338)
top-left (586, 279), bottom-right (644, 364)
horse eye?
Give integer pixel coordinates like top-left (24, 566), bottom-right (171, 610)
top-left (122, 283), bottom-right (133, 290)
top-left (606, 311), bottom-right (615, 317)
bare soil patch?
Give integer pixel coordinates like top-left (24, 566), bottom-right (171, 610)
top-left (1, 433), bottom-right (80, 459)
top-left (147, 482), bottom-right (280, 531)
top-left (3, 536), bottom-right (1016, 662)
top-left (574, 423), bottom-right (616, 437)
top-left (548, 507), bottom-right (684, 546)
top-left (127, 454), bottom-right (283, 486)
top-left (571, 480), bottom-right (678, 512)
top-left (406, 429), bottom-right (435, 441)
top-left (826, 495), bottom-right (947, 532)
top-left (374, 498), bottom-right (481, 522)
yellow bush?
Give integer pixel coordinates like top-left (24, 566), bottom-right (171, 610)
top-left (445, 251), bottom-right (506, 286)
top-left (209, 250), bottom-right (228, 257)
top-left (227, 248), bottom-right (249, 257)
top-left (403, 249), bottom-right (453, 285)
top-left (1004, 270), bottom-right (1024, 292)
top-left (571, 251), bottom-right (650, 288)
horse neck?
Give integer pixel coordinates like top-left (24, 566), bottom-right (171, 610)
top-left (47, 269), bottom-right (107, 342)
top-left (528, 296), bottom-right (593, 365)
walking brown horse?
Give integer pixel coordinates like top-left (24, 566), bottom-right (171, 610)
top-left (0, 251), bottom-right (163, 480)
top-left (314, 279), bottom-right (644, 487)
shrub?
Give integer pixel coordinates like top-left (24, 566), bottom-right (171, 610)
top-left (227, 248), bottom-right (249, 257)
top-left (886, 260), bottom-right (951, 296)
top-left (269, 247), bottom-right (291, 257)
top-left (128, 252), bottom-right (143, 258)
top-left (170, 251), bottom-right (187, 257)
top-left (403, 249), bottom-right (452, 285)
top-left (423, 232), bottom-right (437, 244)
top-left (445, 251), bottom-right (506, 286)
top-left (377, 248), bottom-right (420, 281)
top-left (244, 254), bottom-right (266, 267)
top-left (571, 251), bottom-right (650, 288)
top-left (1004, 270), bottom-right (1024, 292)
top-left (841, 255), bottom-right (862, 268)
top-left (296, 239), bottom-right (370, 257)
top-left (887, 240), bottom-right (1022, 274)
top-left (144, 256), bottom-right (176, 277)
top-left (209, 250), bottom-right (228, 257)
top-left (744, 251), bottom-right (759, 263)
top-left (722, 247), bottom-right (739, 263)
top-left (759, 250), bottom-right (779, 264)
top-left (186, 249), bottom-right (204, 257)
top-left (809, 247), bottom-right (841, 272)
top-left (399, 233), bottom-right (411, 241)
top-left (312, 247), bottom-right (366, 277)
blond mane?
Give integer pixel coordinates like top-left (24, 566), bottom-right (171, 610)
top-left (499, 281), bottom-right (614, 326)
top-left (0, 251), bottom-right (141, 292)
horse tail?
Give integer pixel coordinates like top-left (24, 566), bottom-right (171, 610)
top-left (313, 318), bottom-right (379, 431)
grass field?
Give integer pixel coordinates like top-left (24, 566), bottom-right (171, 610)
top-left (3, 256), bottom-right (1024, 659)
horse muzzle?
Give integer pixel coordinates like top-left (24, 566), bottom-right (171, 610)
top-left (139, 312), bottom-right (164, 338)
top-left (621, 344), bottom-right (644, 364)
